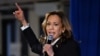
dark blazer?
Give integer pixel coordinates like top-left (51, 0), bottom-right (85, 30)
top-left (22, 27), bottom-right (80, 56)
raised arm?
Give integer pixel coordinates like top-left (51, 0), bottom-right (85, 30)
top-left (13, 3), bottom-right (43, 55)
top-left (13, 3), bottom-right (28, 26)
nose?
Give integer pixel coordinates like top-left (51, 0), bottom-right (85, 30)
top-left (49, 25), bottom-right (54, 30)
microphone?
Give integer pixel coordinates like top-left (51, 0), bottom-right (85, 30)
top-left (47, 35), bottom-right (53, 44)
top-left (44, 35), bottom-right (53, 56)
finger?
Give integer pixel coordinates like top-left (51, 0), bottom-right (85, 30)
top-left (15, 3), bottom-right (22, 10)
top-left (13, 12), bottom-right (15, 14)
top-left (42, 49), bottom-right (45, 53)
top-left (13, 11), bottom-right (20, 14)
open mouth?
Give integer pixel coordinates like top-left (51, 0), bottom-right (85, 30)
top-left (48, 32), bottom-right (55, 36)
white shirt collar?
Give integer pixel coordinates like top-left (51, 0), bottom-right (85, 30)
top-left (51, 37), bottom-right (60, 46)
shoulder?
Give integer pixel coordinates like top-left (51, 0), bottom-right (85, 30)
top-left (66, 38), bottom-right (79, 47)
top-left (59, 37), bottom-right (80, 49)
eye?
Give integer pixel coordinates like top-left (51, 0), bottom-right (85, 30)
top-left (54, 23), bottom-right (58, 26)
top-left (47, 22), bottom-right (50, 26)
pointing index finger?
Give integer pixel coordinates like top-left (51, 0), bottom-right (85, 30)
top-left (15, 3), bottom-right (22, 10)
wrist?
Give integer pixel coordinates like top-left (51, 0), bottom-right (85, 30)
top-left (21, 19), bottom-right (28, 26)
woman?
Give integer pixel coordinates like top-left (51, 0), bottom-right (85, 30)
top-left (13, 3), bottom-right (80, 56)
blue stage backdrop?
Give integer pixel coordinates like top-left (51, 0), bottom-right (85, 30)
top-left (70, 0), bottom-right (100, 56)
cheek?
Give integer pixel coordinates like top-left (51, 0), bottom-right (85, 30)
top-left (55, 28), bottom-right (62, 36)
top-left (56, 27), bottom-right (62, 32)
top-left (58, 29), bottom-right (62, 35)
top-left (46, 26), bottom-right (49, 31)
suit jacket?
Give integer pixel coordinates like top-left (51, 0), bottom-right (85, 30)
top-left (22, 27), bottom-right (80, 56)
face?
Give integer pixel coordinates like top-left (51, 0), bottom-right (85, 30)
top-left (46, 15), bottom-right (64, 39)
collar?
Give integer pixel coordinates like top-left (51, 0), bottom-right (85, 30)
top-left (51, 38), bottom-right (60, 46)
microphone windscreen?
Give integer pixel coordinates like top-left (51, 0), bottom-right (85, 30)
top-left (47, 35), bottom-right (53, 44)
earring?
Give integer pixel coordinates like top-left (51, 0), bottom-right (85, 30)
top-left (62, 30), bottom-right (64, 33)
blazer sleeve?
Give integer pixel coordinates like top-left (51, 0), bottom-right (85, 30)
top-left (21, 27), bottom-right (43, 55)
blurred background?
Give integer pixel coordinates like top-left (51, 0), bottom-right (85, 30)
top-left (0, 0), bottom-right (100, 56)
top-left (0, 0), bottom-right (69, 56)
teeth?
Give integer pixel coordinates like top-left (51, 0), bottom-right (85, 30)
top-left (49, 32), bottom-right (54, 35)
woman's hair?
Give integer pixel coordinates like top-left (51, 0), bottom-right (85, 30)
top-left (42, 11), bottom-right (72, 39)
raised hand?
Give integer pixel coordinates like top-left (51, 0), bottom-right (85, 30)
top-left (13, 3), bottom-right (28, 26)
